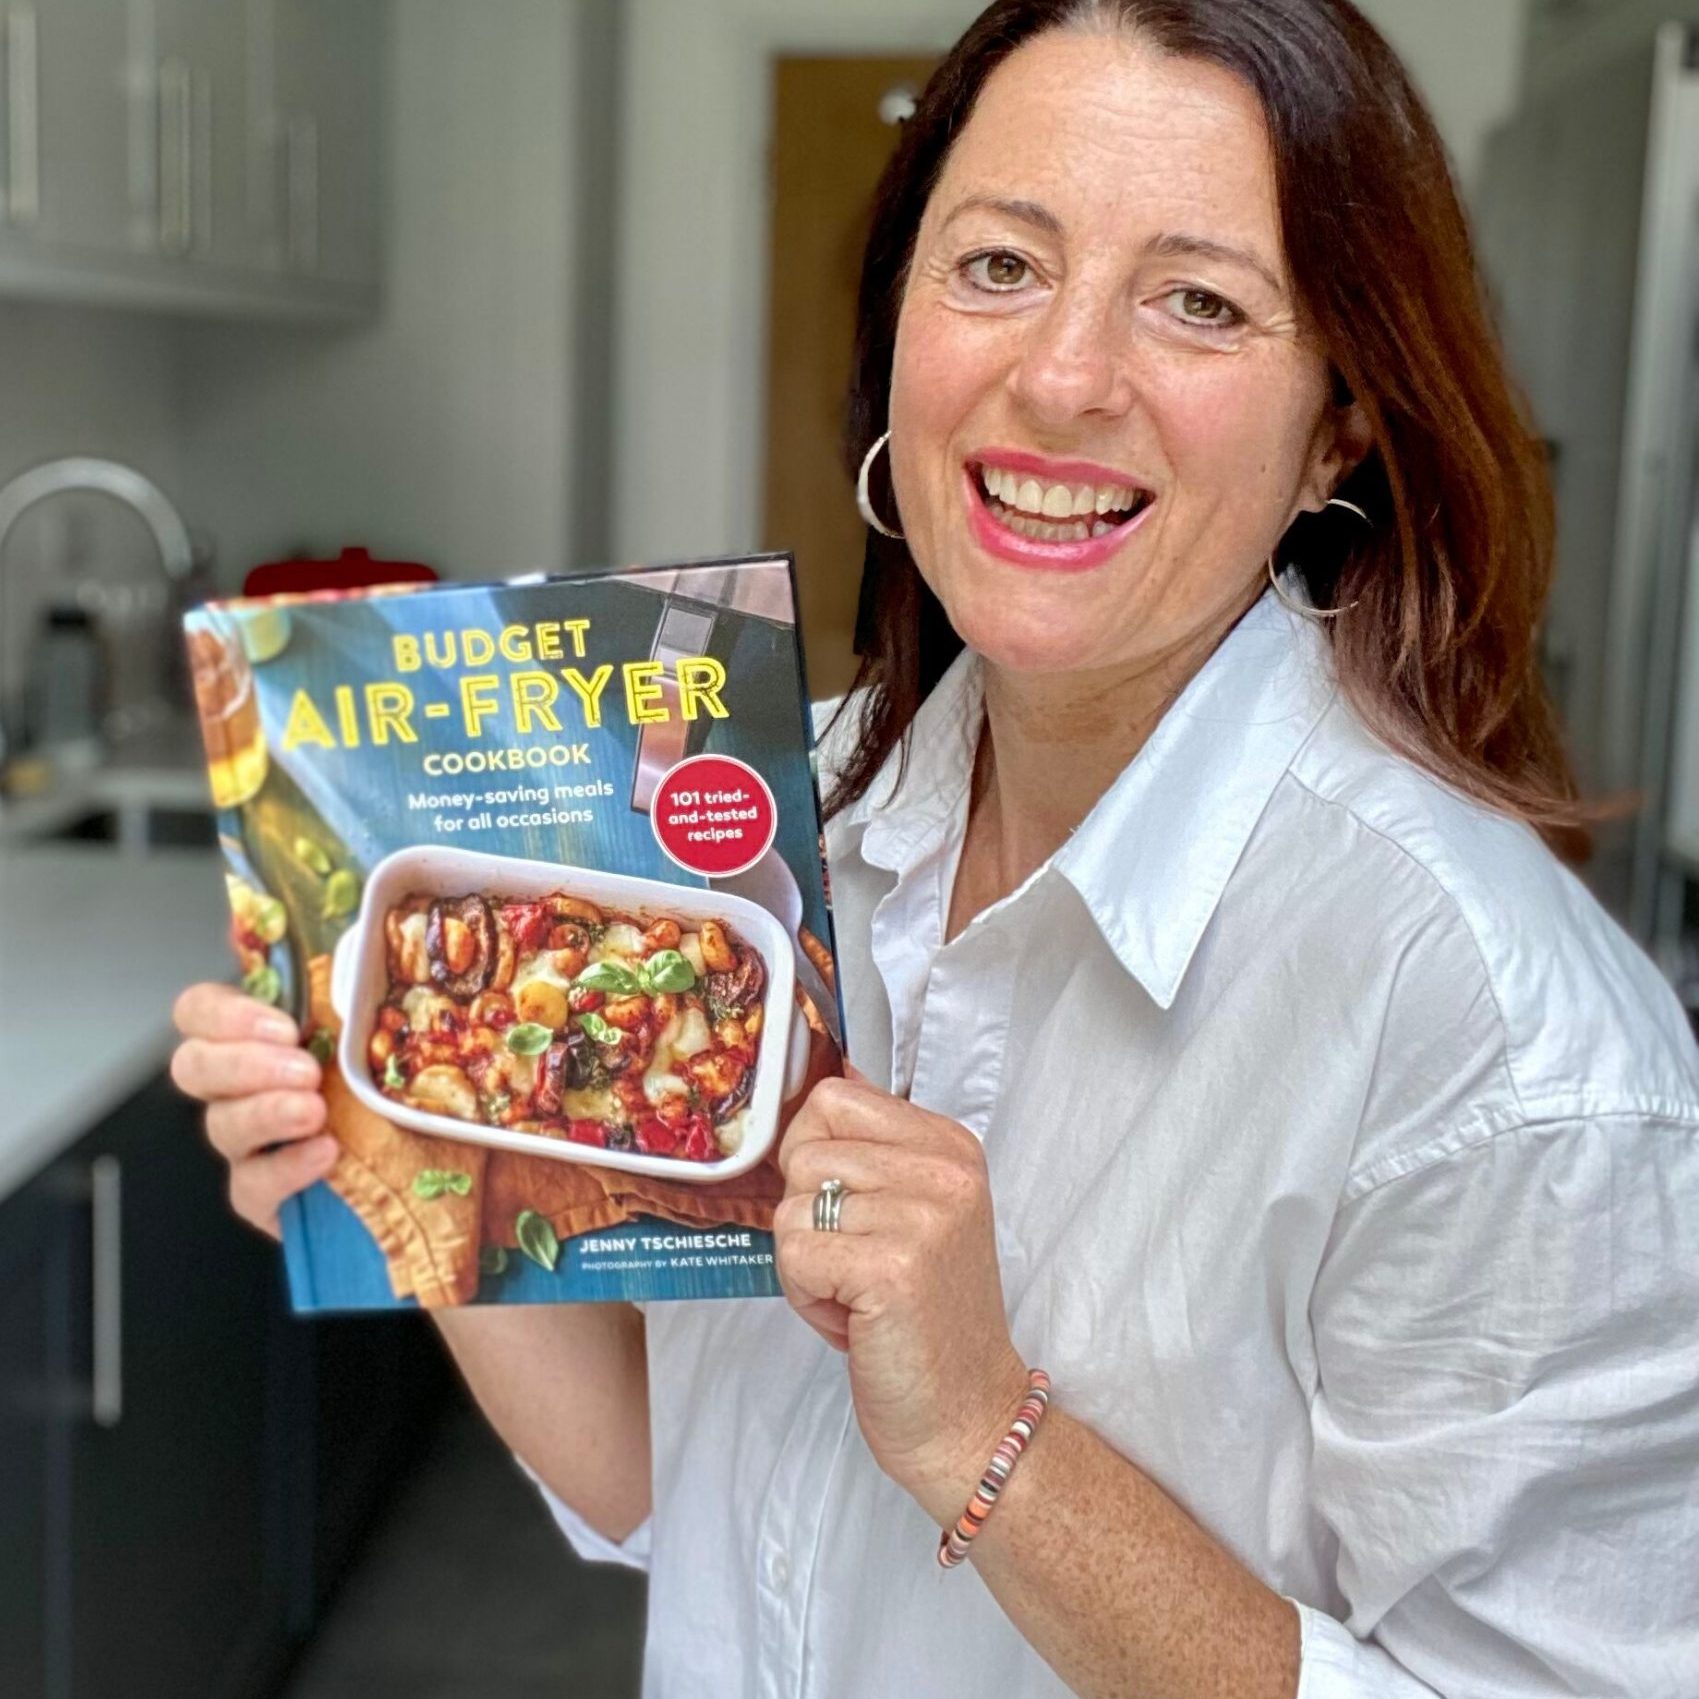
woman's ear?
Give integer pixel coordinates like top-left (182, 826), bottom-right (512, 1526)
top-left (1301, 398), bottom-right (1374, 513)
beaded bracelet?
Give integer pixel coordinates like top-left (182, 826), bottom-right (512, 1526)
top-left (938, 1368), bottom-right (1052, 1569)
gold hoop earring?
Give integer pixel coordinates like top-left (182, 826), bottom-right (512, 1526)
top-left (1266, 557), bottom-right (1359, 621)
top-left (1326, 495), bottom-right (1371, 526)
top-left (1268, 494), bottom-right (1372, 619)
top-left (856, 431), bottom-right (904, 540)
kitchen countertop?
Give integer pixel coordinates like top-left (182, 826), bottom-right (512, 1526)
top-left (0, 842), bottom-right (229, 1202)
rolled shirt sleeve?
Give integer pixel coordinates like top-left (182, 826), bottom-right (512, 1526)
top-left (514, 1452), bottom-right (653, 1573)
top-left (1300, 1111), bottom-right (1699, 1697)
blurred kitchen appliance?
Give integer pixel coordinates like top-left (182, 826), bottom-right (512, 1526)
top-left (1477, 22), bottom-right (1699, 953)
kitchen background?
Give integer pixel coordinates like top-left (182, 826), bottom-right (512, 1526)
top-left (2, 1), bottom-right (1696, 1696)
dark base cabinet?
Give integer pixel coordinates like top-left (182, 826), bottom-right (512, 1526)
top-left (0, 1074), bottom-right (454, 1699)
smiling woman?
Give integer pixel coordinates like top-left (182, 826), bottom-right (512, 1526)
top-left (838, 0), bottom-right (1576, 854)
top-left (168, 4), bottom-right (1699, 1697)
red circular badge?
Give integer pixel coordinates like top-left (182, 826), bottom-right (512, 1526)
top-left (650, 754), bottom-right (778, 878)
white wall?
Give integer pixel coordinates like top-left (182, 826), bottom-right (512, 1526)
top-left (0, 301), bottom-right (188, 719)
top-left (612, 0), bottom-right (1529, 568)
top-left (175, 0), bottom-right (581, 588)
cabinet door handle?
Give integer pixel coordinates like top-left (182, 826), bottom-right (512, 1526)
top-left (191, 67), bottom-right (212, 255)
top-left (285, 111), bottom-right (317, 271)
top-left (90, 1155), bottom-right (123, 1428)
top-left (158, 56), bottom-right (192, 254)
top-left (5, 7), bottom-right (38, 225)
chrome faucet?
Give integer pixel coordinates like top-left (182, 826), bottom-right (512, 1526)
top-left (0, 456), bottom-right (196, 770)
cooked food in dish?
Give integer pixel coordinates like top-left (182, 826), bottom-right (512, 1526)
top-left (369, 889), bottom-right (768, 1163)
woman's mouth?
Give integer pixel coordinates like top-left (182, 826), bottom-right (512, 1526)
top-left (963, 460), bottom-right (1156, 570)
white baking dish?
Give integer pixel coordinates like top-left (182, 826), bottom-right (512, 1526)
top-left (330, 844), bottom-right (809, 1183)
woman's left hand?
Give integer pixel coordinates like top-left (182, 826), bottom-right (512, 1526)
top-left (774, 1071), bottom-right (1030, 1519)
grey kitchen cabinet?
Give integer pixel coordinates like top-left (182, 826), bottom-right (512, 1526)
top-left (0, 0), bottom-right (383, 320)
top-left (0, 1167), bottom-right (74, 1698)
top-left (0, 1067), bottom-right (455, 1698)
top-left (271, 0), bottom-right (383, 289)
top-left (62, 1072), bottom-right (290, 1699)
top-left (2, 0), bottom-right (132, 257)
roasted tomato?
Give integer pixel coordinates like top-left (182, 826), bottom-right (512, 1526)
top-left (681, 1112), bottom-right (718, 1163)
top-left (567, 1118), bottom-right (608, 1147)
top-left (499, 901), bottom-right (552, 957)
top-left (635, 1115), bottom-right (679, 1156)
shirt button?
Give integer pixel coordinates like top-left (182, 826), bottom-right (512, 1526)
top-left (767, 1550), bottom-right (791, 1589)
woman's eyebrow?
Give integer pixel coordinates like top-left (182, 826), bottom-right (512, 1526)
top-left (1143, 232), bottom-right (1284, 296)
top-left (940, 194), bottom-right (1065, 238)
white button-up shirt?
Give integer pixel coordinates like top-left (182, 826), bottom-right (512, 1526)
top-left (531, 586), bottom-right (1699, 1698)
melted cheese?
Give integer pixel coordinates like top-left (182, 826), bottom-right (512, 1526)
top-left (588, 922), bottom-right (645, 963)
top-left (559, 1085), bottom-right (619, 1123)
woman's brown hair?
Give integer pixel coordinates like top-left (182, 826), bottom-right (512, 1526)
top-left (830, 0), bottom-right (1589, 855)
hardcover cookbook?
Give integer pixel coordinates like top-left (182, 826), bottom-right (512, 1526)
top-left (184, 554), bottom-right (844, 1311)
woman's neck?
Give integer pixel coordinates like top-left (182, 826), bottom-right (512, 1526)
top-left (945, 611), bottom-right (1244, 942)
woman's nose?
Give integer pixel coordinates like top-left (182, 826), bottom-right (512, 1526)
top-left (1005, 288), bottom-right (1133, 428)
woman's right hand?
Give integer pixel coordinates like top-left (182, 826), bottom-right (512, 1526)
top-left (170, 982), bottom-right (339, 1240)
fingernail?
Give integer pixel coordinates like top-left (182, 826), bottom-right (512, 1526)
top-left (258, 1013), bottom-right (298, 1043)
top-left (281, 1053), bottom-right (320, 1086)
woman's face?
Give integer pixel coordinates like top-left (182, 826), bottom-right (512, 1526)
top-left (889, 28), bottom-right (1363, 677)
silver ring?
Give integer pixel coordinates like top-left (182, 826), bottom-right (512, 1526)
top-left (812, 1177), bottom-right (846, 1233)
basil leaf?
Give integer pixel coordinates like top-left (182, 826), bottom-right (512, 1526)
top-left (306, 1029), bottom-right (335, 1063)
top-left (640, 949), bottom-right (696, 993)
top-left (479, 1246), bottom-right (509, 1277)
top-left (505, 1022), bottom-right (553, 1056)
top-left (383, 1053), bottom-right (406, 1090)
top-left (515, 1209), bottom-right (559, 1272)
top-left (412, 1171), bottom-right (447, 1199)
top-left (579, 1010), bottom-right (621, 1047)
top-left (445, 1171), bottom-right (473, 1197)
top-left (576, 959), bottom-right (641, 996)
top-left (241, 964), bottom-right (283, 1005)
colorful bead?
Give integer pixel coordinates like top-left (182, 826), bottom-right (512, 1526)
top-left (937, 1369), bottom-right (1053, 1570)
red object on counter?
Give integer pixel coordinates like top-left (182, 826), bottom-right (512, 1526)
top-left (242, 545), bottom-right (437, 598)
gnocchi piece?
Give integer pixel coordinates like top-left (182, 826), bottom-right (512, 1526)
top-left (404, 1064), bottom-right (479, 1121)
top-left (469, 989), bottom-right (515, 1027)
top-left (699, 920), bottom-right (736, 973)
top-left (688, 1049), bottom-right (746, 1100)
top-left (601, 994), bottom-right (650, 1032)
top-left (515, 979), bottom-right (570, 1031)
top-left (641, 918), bottom-right (682, 955)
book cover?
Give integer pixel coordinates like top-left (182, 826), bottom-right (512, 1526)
top-left (184, 554), bottom-right (844, 1311)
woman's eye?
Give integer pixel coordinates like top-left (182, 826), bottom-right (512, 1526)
top-left (1165, 288), bottom-right (1242, 328)
top-left (963, 251), bottom-right (1032, 291)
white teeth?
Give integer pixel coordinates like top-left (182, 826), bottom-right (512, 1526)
top-left (976, 464), bottom-right (1151, 541)
top-left (979, 465), bottom-right (1143, 519)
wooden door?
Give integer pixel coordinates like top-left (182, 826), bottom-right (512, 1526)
top-left (762, 55), bottom-right (938, 700)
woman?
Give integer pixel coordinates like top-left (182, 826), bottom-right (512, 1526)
top-left (171, 2), bottom-right (1699, 1694)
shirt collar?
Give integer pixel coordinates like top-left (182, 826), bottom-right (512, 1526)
top-left (1053, 588), bottom-right (1336, 1008)
top-left (837, 585), bottom-right (1337, 1009)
